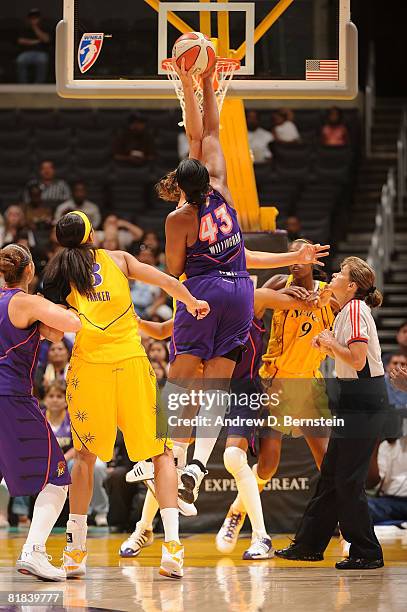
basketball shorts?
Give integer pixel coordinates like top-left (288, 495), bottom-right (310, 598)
top-left (66, 356), bottom-right (172, 462)
top-left (170, 275), bottom-right (254, 363)
top-left (261, 369), bottom-right (332, 437)
top-left (0, 395), bottom-right (71, 496)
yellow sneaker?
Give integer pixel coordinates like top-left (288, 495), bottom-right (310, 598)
top-left (159, 541), bottom-right (184, 579)
top-left (63, 548), bottom-right (88, 578)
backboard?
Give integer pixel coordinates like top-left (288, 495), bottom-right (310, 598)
top-left (56, 0), bottom-right (357, 99)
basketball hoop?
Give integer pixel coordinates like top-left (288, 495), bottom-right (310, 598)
top-left (162, 58), bottom-right (240, 126)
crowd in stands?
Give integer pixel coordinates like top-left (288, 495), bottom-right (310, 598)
top-left (0, 94), bottom-right (405, 533)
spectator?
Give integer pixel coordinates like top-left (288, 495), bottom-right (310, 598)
top-left (129, 248), bottom-right (172, 320)
top-left (396, 321), bottom-right (407, 359)
top-left (246, 110), bottom-right (273, 163)
top-left (43, 381), bottom-right (75, 463)
top-left (390, 364), bottom-right (407, 393)
top-left (113, 112), bottom-right (155, 166)
top-left (104, 431), bottom-right (144, 531)
top-left (271, 109), bottom-right (300, 143)
top-left (16, 8), bottom-right (50, 84)
top-left (367, 436), bottom-right (407, 525)
top-left (24, 181), bottom-right (52, 230)
top-left (147, 340), bottom-right (169, 366)
top-left (385, 354), bottom-right (407, 408)
top-left (151, 361), bottom-right (167, 387)
top-left (383, 321), bottom-right (407, 367)
top-left (96, 215), bottom-right (143, 250)
top-left (35, 339), bottom-right (71, 398)
top-left (131, 230), bottom-right (164, 267)
top-left (23, 160), bottom-right (71, 208)
top-left (43, 382), bottom-right (109, 527)
top-left (55, 181), bottom-right (102, 229)
top-left (102, 230), bottom-right (120, 251)
top-left (0, 205), bottom-right (35, 248)
top-left (285, 215), bottom-right (302, 242)
top-left (320, 107), bottom-right (350, 146)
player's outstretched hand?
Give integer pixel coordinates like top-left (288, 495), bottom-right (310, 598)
top-left (172, 57), bottom-right (195, 86)
top-left (297, 243), bottom-right (330, 266)
top-left (317, 329), bottom-right (335, 348)
top-left (281, 285), bottom-right (310, 300)
top-left (187, 299), bottom-right (210, 320)
top-left (307, 285), bottom-right (334, 308)
top-left (389, 365), bottom-right (407, 392)
top-left (311, 334), bottom-right (322, 349)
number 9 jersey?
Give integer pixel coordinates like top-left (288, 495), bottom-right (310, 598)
top-left (260, 275), bottom-right (335, 379)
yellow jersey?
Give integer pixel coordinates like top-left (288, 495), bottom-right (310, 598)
top-left (260, 275), bottom-right (335, 378)
top-left (66, 249), bottom-right (145, 363)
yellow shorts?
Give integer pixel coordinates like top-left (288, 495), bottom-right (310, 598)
top-left (66, 356), bottom-right (172, 462)
top-left (261, 367), bottom-right (331, 437)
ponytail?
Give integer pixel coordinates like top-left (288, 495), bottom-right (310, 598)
top-left (0, 244), bottom-right (32, 286)
top-left (365, 286), bottom-right (383, 309)
top-left (44, 244), bottom-right (96, 296)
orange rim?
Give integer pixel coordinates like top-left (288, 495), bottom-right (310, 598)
top-left (162, 57), bottom-right (240, 73)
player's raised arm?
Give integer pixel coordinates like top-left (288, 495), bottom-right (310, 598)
top-left (174, 58), bottom-right (203, 160)
top-left (12, 294), bottom-right (81, 333)
top-left (137, 318), bottom-right (173, 340)
top-left (120, 250), bottom-right (209, 319)
top-left (245, 243), bottom-right (330, 269)
top-left (201, 71), bottom-right (228, 189)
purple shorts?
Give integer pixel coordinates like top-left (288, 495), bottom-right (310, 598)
top-left (0, 395), bottom-right (71, 496)
top-left (170, 275), bottom-right (254, 363)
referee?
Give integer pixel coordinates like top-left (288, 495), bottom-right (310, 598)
top-left (275, 257), bottom-right (388, 570)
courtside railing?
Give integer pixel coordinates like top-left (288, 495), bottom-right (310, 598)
top-left (367, 168), bottom-right (396, 294)
top-left (365, 42), bottom-right (375, 158)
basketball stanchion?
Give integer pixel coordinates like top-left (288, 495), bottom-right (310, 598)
top-left (162, 57), bottom-right (240, 126)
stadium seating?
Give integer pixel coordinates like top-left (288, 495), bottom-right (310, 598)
top-left (0, 108), bottom-right (358, 245)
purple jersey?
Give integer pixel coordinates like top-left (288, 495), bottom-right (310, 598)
top-left (232, 317), bottom-right (266, 381)
top-left (0, 288), bottom-right (40, 396)
top-left (184, 190), bottom-right (249, 278)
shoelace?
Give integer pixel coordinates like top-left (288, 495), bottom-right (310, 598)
top-left (129, 530), bottom-right (149, 549)
top-left (225, 513), bottom-right (242, 539)
top-left (250, 538), bottom-right (270, 553)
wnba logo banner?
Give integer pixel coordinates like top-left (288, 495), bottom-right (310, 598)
top-left (78, 33), bottom-right (104, 74)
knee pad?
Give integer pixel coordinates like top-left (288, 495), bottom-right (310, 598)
top-left (223, 446), bottom-right (247, 476)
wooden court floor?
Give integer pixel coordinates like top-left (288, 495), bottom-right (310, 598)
top-left (1, 529), bottom-right (407, 611)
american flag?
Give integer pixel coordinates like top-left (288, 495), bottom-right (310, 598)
top-left (305, 59), bottom-right (339, 81)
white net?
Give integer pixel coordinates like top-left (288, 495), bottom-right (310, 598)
top-left (162, 58), bottom-right (240, 126)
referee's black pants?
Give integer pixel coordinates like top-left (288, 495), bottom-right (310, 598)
top-left (294, 377), bottom-right (388, 560)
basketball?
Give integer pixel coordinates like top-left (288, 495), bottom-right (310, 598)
top-left (172, 31), bottom-right (216, 74)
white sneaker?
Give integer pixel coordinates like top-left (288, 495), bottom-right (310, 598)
top-left (126, 462), bottom-right (197, 517)
top-left (178, 463), bottom-right (207, 504)
top-left (119, 522), bottom-right (154, 558)
top-left (95, 513), bottom-right (108, 527)
top-left (16, 545), bottom-right (66, 582)
top-left (63, 548), bottom-right (88, 578)
top-left (243, 536), bottom-right (273, 560)
top-left (159, 541), bottom-right (184, 579)
top-left (216, 507), bottom-right (247, 554)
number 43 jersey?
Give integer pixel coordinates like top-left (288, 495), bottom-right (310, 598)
top-left (184, 190), bottom-right (249, 279)
top-left (66, 249), bottom-right (145, 363)
top-left (260, 276), bottom-right (335, 378)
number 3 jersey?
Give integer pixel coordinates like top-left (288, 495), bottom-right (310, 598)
top-left (65, 249), bottom-right (145, 363)
top-left (184, 190), bottom-right (249, 279)
top-left (260, 275), bottom-right (335, 378)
